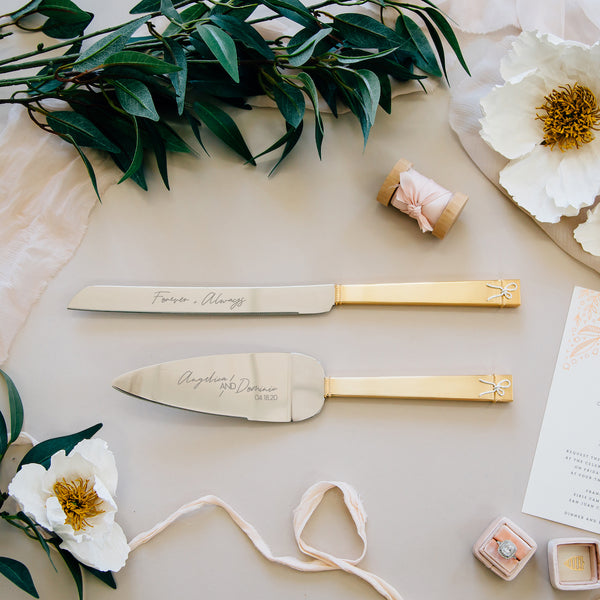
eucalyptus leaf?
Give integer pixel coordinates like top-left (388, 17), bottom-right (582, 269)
top-left (82, 565), bottom-right (117, 589)
top-left (285, 27), bottom-right (331, 67)
top-left (333, 13), bottom-right (403, 50)
top-left (114, 79), bottom-right (159, 121)
top-left (193, 101), bottom-right (255, 164)
top-left (0, 412), bottom-right (7, 459)
top-left (129, 0), bottom-right (160, 13)
top-left (186, 113), bottom-right (210, 155)
top-left (18, 423), bottom-right (102, 470)
top-left (0, 557), bottom-right (39, 598)
top-left (55, 546), bottom-right (83, 600)
top-left (270, 122), bottom-right (303, 175)
top-left (355, 69), bottom-right (380, 127)
top-left (333, 47), bottom-right (398, 64)
top-left (164, 39), bottom-right (187, 115)
top-left (209, 14), bottom-right (274, 59)
top-left (143, 121), bottom-right (170, 189)
top-left (104, 51), bottom-right (182, 74)
top-left (295, 72), bottom-right (323, 157)
top-left (74, 16), bottom-right (147, 71)
top-left (376, 71), bottom-right (391, 113)
top-left (196, 24), bottom-right (239, 83)
top-left (118, 117), bottom-right (143, 184)
top-left (163, 4), bottom-right (208, 35)
top-left (422, 7), bottom-right (469, 74)
top-left (209, 0), bottom-right (257, 22)
top-left (160, 0), bottom-right (183, 24)
top-left (262, 0), bottom-right (316, 29)
top-left (38, 0), bottom-right (93, 39)
top-left (271, 79), bottom-right (305, 127)
top-left (395, 12), bottom-right (440, 76)
top-left (10, 0), bottom-right (43, 20)
top-left (0, 369), bottom-right (24, 445)
top-left (46, 111), bottom-right (120, 152)
top-left (64, 133), bottom-right (101, 201)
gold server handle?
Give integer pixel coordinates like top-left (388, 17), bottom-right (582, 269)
top-left (334, 280), bottom-right (520, 307)
top-left (324, 375), bottom-right (513, 403)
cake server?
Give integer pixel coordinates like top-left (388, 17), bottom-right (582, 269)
top-left (112, 353), bottom-right (513, 422)
top-left (70, 280), bottom-right (520, 314)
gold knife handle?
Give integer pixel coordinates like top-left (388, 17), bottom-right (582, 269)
top-left (324, 375), bottom-right (513, 403)
top-left (334, 280), bottom-right (520, 307)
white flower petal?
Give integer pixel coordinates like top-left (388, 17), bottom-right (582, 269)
top-left (92, 476), bottom-right (118, 520)
top-left (71, 439), bottom-right (118, 495)
top-left (46, 495), bottom-right (72, 536)
top-left (545, 142), bottom-right (600, 210)
top-left (8, 464), bottom-right (53, 529)
top-left (501, 31), bottom-right (588, 81)
top-left (60, 522), bottom-right (130, 572)
top-left (574, 203), bottom-right (600, 256)
top-left (480, 75), bottom-right (546, 159)
top-left (49, 449), bottom-right (96, 484)
top-left (499, 146), bottom-right (572, 222)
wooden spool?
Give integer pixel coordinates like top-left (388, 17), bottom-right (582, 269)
top-left (377, 159), bottom-right (468, 239)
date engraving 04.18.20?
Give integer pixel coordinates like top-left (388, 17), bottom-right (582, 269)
top-left (178, 370), bottom-right (279, 400)
top-left (151, 290), bottom-right (246, 310)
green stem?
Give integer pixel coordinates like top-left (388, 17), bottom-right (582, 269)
top-left (0, 53), bottom-right (80, 74)
top-left (0, 74), bottom-right (54, 86)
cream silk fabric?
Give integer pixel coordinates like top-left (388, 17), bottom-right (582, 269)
top-left (0, 106), bottom-right (115, 365)
top-left (442, 0), bottom-right (600, 274)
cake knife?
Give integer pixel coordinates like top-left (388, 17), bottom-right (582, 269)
top-left (112, 352), bottom-right (513, 422)
top-left (69, 280), bottom-right (520, 314)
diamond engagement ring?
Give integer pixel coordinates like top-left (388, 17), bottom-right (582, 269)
top-left (497, 539), bottom-right (518, 560)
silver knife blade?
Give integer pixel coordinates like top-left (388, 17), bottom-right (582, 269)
top-left (69, 285), bottom-right (335, 315)
top-left (112, 353), bottom-right (326, 422)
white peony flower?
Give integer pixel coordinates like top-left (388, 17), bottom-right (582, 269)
top-left (479, 31), bottom-right (600, 223)
top-left (8, 438), bottom-right (129, 572)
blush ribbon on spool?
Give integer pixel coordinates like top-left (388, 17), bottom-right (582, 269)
top-left (377, 159), bottom-right (468, 239)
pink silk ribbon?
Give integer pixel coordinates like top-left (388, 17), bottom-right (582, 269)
top-left (128, 480), bottom-right (404, 600)
top-left (391, 169), bottom-right (452, 232)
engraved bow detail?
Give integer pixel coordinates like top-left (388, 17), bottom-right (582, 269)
top-left (486, 282), bottom-right (518, 302)
top-left (478, 378), bottom-right (512, 399)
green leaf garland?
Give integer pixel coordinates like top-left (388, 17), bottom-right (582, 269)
top-left (0, 0), bottom-right (468, 194)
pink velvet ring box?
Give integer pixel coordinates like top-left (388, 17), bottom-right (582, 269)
top-left (548, 538), bottom-right (600, 590)
top-left (473, 516), bottom-right (537, 581)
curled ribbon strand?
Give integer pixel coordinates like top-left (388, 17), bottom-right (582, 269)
top-left (391, 169), bottom-right (452, 232)
top-left (486, 282), bottom-right (518, 302)
top-left (128, 481), bottom-right (404, 600)
top-left (478, 378), bottom-right (512, 398)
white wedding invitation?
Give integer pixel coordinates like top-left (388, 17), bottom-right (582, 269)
top-left (523, 287), bottom-right (600, 533)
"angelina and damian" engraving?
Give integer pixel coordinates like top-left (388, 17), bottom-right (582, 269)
top-left (152, 290), bottom-right (246, 310)
top-left (178, 370), bottom-right (278, 400)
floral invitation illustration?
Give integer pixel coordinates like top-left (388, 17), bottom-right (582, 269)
top-left (523, 287), bottom-right (600, 533)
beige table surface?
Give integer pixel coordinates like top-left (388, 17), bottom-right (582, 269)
top-left (2, 2), bottom-right (600, 599)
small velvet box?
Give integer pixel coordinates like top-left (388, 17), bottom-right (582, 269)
top-left (548, 538), bottom-right (600, 590)
top-left (473, 516), bottom-right (537, 581)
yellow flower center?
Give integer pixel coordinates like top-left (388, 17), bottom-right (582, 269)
top-left (53, 477), bottom-right (104, 531)
top-left (536, 83), bottom-right (600, 151)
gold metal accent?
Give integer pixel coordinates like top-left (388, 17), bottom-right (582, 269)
top-left (334, 284), bottom-right (342, 305)
top-left (323, 375), bottom-right (513, 402)
top-left (565, 555), bottom-right (586, 571)
top-left (334, 280), bottom-right (520, 308)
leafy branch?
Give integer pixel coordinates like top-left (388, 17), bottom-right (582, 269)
top-left (0, 0), bottom-right (468, 195)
